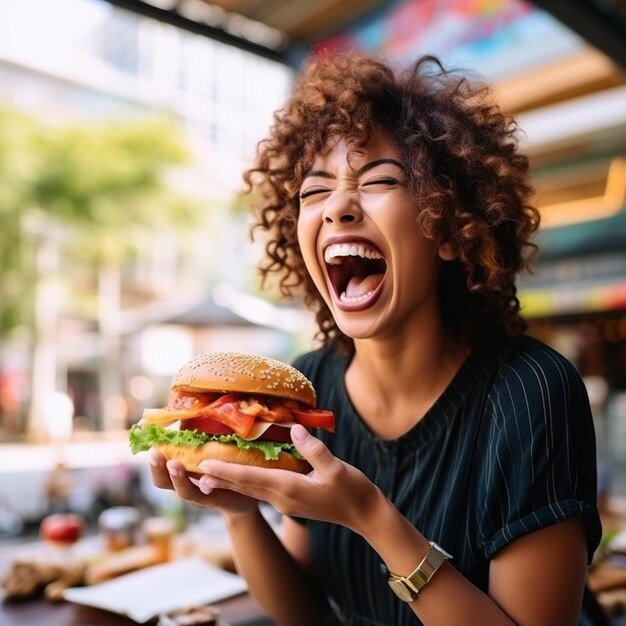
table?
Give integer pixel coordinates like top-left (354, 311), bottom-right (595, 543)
top-left (0, 537), bottom-right (276, 626)
top-left (0, 592), bottom-right (273, 626)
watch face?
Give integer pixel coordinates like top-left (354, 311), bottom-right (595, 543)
top-left (388, 578), bottom-right (417, 602)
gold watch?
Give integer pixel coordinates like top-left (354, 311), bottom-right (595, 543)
top-left (388, 541), bottom-right (452, 602)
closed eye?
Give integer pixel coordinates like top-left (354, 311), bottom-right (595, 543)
top-left (299, 187), bottom-right (330, 200)
top-left (361, 177), bottom-right (400, 187)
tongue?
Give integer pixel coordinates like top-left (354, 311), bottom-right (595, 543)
top-left (345, 273), bottom-right (384, 298)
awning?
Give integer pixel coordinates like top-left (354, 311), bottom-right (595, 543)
top-left (537, 209), bottom-right (626, 260)
top-left (520, 210), bottom-right (626, 317)
top-left (166, 295), bottom-right (251, 327)
top-left (520, 279), bottom-right (626, 318)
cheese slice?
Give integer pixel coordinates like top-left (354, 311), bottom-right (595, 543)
top-left (139, 407), bottom-right (203, 427)
top-left (244, 420), bottom-right (296, 440)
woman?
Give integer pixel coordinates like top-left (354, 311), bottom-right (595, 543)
top-left (150, 54), bottom-right (601, 625)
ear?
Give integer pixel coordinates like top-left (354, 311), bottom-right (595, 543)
top-left (438, 241), bottom-right (457, 261)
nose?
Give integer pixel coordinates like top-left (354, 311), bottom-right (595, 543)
top-left (322, 189), bottom-right (363, 225)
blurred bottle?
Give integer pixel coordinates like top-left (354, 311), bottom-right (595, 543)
top-left (45, 462), bottom-right (73, 514)
top-left (142, 516), bottom-right (176, 562)
top-left (98, 506), bottom-right (141, 552)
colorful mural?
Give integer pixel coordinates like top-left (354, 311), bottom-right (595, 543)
top-left (311, 0), bottom-right (583, 78)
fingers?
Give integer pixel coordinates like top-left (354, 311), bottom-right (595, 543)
top-left (164, 459), bottom-right (228, 507)
top-left (150, 450), bottom-right (260, 514)
top-left (149, 449), bottom-right (214, 501)
top-left (197, 427), bottom-right (338, 496)
top-left (196, 465), bottom-right (299, 517)
top-left (290, 425), bottom-right (337, 478)
top-left (148, 449), bottom-right (174, 490)
top-left (198, 460), bottom-right (280, 497)
top-left (165, 459), bottom-right (202, 501)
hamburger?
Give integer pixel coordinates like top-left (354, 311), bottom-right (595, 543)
top-left (129, 352), bottom-right (335, 474)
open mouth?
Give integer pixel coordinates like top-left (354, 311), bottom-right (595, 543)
top-left (324, 241), bottom-right (387, 308)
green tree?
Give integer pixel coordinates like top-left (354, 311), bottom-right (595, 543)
top-left (0, 109), bottom-right (40, 333)
top-left (1, 110), bottom-right (197, 333)
top-left (0, 109), bottom-right (200, 436)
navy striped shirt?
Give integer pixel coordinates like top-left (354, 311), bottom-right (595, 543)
top-left (292, 335), bottom-right (601, 626)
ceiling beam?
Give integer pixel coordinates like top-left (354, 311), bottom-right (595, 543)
top-left (517, 85), bottom-right (626, 157)
top-left (494, 47), bottom-right (625, 114)
top-left (103, 0), bottom-right (288, 63)
top-left (531, 0), bottom-right (626, 69)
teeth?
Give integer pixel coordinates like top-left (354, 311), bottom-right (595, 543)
top-left (324, 242), bottom-right (383, 263)
top-left (340, 289), bottom-right (375, 303)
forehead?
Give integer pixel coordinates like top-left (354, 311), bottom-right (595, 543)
top-left (310, 132), bottom-right (402, 170)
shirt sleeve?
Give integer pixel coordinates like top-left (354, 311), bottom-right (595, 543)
top-left (478, 343), bottom-right (602, 563)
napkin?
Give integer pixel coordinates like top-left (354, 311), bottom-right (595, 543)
top-left (63, 558), bottom-right (247, 623)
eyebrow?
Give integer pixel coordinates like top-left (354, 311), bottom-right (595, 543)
top-left (303, 158), bottom-right (406, 180)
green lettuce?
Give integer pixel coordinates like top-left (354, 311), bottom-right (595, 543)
top-left (129, 422), bottom-right (304, 461)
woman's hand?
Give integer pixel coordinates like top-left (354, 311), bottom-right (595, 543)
top-left (196, 424), bottom-right (382, 532)
top-left (148, 449), bottom-right (259, 517)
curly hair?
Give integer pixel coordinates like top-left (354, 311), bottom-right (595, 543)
top-left (245, 53), bottom-right (540, 352)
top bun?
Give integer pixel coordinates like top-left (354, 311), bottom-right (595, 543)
top-left (171, 352), bottom-right (316, 408)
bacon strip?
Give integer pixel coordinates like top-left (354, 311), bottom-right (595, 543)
top-left (141, 392), bottom-right (334, 437)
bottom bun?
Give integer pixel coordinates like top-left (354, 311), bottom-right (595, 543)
top-left (155, 441), bottom-right (311, 474)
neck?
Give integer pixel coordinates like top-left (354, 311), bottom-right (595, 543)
top-left (357, 336), bottom-right (464, 394)
top-left (347, 315), bottom-right (469, 429)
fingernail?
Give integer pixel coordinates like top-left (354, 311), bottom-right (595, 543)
top-left (291, 424), bottom-right (308, 442)
top-left (166, 461), bottom-right (180, 478)
top-left (198, 461), bottom-right (213, 472)
top-left (199, 477), bottom-right (217, 494)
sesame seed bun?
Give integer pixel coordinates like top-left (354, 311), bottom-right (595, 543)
top-left (156, 441), bottom-right (311, 474)
top-left (171, 352), bottom-right (316, 408)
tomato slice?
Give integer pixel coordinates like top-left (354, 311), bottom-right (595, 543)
top-left (291, 409), bottom-right (335, 432)
top-left (201, 401), bottom-right (255, 438)
top-left (181, 416), bottom-right (295, 444)
top-left (182, 417), bottom-right (234, 436)
top-left (181, 416), bottom-right (294, 444)
top-left (168, 391), bottom-right (334, 438)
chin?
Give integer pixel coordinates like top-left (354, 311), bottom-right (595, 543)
top-left (334, 312), bottom-right (389, 342)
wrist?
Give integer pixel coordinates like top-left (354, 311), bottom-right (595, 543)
top-left (353, 489), bottom-right (430, 562)
top-left (351, 486), bottom-right (395, 539)
top-left (223, 504), bottom-right (261, 528)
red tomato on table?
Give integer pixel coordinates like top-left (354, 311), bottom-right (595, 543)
top-left (40, 513), bottom-right (84, 544)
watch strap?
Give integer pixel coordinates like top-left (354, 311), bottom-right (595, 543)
top-left (388, 541), bottom-right (452, 602)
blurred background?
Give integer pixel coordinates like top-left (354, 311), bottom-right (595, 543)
top-left (0, 0), bottom-right (625, 605)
